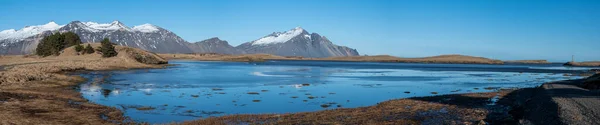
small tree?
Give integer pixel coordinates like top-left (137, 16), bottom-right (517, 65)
top-left (62, 32), bottom-right (82, 47)
top-left (36, 32), bottom-right (65, 56)
top-left (84, 44), bottom-right (95, 54)
top-left (74, 44), bottom-right (84, 52)
top-left (100, 38), bottom-right (117, 57)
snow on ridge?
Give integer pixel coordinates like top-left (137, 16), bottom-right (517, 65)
top-left (0, 21), bottom-right (64, 41)
top-left (251, 27), bottom-right (305, 45)
top-left (0, 21), bottom-right (164, 41)
top-left (83, 21), bottom-right (131, 31)
top-left (132, 23), bottom-right (159, 33)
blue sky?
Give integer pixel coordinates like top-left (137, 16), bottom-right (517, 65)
top-left (1, 0), bottom-right (599, 61)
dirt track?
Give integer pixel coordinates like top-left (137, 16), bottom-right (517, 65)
top-left (543, 80), bottom-right (600, 125)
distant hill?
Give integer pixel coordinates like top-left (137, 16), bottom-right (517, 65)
top-left (564, 61), bottom-right (600, 67)
top-left (317, 54), bottom-right (504, 64)
top-left (504, 60), bottom-right (550, 64)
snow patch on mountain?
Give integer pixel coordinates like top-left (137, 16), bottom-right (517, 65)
top-left (83, 21), bottom-right (131, 31)
top-left (251, 27), bottom-right (304, 45)
top-left (132, 24), bottom-right (159, 33)
top-left (0, 21), bottom-right (64, 41)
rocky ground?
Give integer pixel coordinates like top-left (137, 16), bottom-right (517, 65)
top-left (543, 79), bottom-right (600, 124)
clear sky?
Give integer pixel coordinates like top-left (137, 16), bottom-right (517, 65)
top-left (1, 0), bottom-right (599, 62)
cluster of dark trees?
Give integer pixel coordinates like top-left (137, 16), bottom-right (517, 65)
top-left (35, 32), bottom-right (117, 57)
top-left (99, 38), bottom-right (118, 57)
top-left (35, 32), bottom-right (81, 56)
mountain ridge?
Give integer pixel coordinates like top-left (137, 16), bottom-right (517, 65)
top-left (0, 21), bottom-right (359, 57)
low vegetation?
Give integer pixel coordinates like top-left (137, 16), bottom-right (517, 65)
top-left (100, 38), bottom-right (118, 57)
top-left (84, 44), bottom-right (95, 54)
top-left (74, 44), bottom-right (84, 52)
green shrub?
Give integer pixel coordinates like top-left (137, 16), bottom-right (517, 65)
top-left (100, 38), bottom-right (118, 57)
top-left (74, 44), bottom-right (84, 52)
top-left (62, 32), bottom-right (82, 47)
top-left (36, 32), bottom-right (64, 56)
top-left (84, 44), bottom-right (95, 54)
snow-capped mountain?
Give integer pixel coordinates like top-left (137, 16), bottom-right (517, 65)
top-left (58, 21), bottom-right (192, 53)
top-left (0, 22), bottom-right (64, 54)
top-left (188, 37), bottom-right (243, 55)
top-left (0, 22), bottom-right (63, 42)
top-left (236, 27), bottom-right (359, 57)
top-left (0, 21), bottom-right (359, 57)
top-left (0, 21), bottom-right (193, 54)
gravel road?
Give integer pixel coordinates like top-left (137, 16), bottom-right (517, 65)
top-left (543, 80), bottom-right (600, 125)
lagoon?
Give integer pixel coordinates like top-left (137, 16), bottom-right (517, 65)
top-left (78, 60), bottom-right (588, 123)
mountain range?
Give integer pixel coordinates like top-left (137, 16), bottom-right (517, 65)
top-left (0, 21), bottom-right (359, 57)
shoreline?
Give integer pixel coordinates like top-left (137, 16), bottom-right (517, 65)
top-left (1, 53), bottom-right (597, 124)
top-left (0, 45), bottom-right (169, 124)
top-left (179, 88), bottom-right (525, 124)
top-left (158, 53), bottom-right (506, 65)
top-left (0, 62), bottom-right (167, 124)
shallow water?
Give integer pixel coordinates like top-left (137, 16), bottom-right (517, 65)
top-left (79, 60), bottom-right (590, 123)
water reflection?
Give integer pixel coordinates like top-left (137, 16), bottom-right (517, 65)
top-left (79, 60), bottom-right (590, 123)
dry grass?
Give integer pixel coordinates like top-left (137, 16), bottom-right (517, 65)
top-left (0, 44), bottom-right (167, 124)
top-left (176, 91), bottom-right (515, 125)
top-left (159, 53), bottom-right (504, 64)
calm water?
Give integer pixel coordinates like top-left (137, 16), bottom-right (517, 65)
top-left (78, 60), bottom-right (591, 123)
